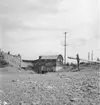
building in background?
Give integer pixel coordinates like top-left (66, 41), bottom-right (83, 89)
top-left (38, 54), bottom-right (63, 72)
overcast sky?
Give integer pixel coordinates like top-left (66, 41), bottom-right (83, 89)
top-left (0, 0), bottom-right (100, 61)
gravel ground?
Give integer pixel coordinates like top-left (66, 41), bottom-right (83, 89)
top-left (0, 71), bottom-right (100, 105)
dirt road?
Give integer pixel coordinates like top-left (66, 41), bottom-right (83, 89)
top-left (0, 67), bottom-right (100, 105)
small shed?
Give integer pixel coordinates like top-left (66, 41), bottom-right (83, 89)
top-left (38, 54), bottom-right (63, 72)
top-left (39, 54), bottom-right (63, 66)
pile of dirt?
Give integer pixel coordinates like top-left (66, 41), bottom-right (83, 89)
top-left (0, 71), bottom-right (100, 105)
top-left (0, 51), bottom-right (21, 69)
top-left (0, 58), bottom-right (9, 68)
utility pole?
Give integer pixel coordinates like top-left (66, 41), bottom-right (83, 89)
top-left (91, 50), bottom-right (93, 60)
top-left (64, 32), bottom-right (67, 64)
top-left (88, 52), bottom-right (90, 60)
top-left (88, 52), bottom-right (91, 67)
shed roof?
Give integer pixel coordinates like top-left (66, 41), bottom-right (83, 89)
top-left (39, 55), bottom-right (62, 60)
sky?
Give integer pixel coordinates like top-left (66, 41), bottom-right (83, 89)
top-left (0, 0), bottom-right (100, 61)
